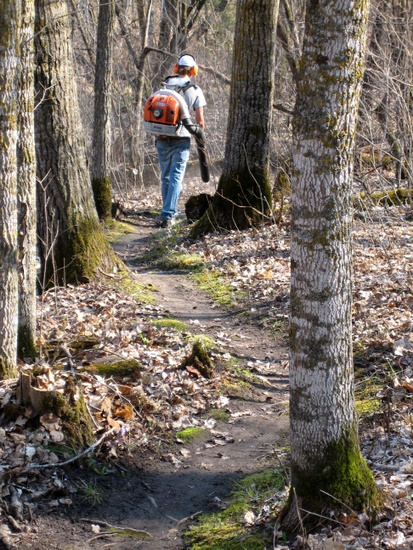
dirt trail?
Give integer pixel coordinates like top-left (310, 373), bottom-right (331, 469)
top-left (23, 212), bottom-right (290, 550)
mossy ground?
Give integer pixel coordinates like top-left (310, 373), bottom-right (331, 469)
top-left (115, 275), bottom-right (156, 304)
top-left (84, 359), bottom-right (142, 379)
top-left (144, 226), bottom-right (245, 308)
top-left (184, 468), bottom-right (285, 550)
top-left (206, 409), bottom-right (230, 422)
top-left (355, 187), bottom-right (413, 209)
top-left (46, 380), bottom-right (95, 449)
top-left (191, 270), bottom-right (245, 308)
top-left (104, 218), bottom-right (136, 243)
top-left (176, 426), bottom-right (206, 443)
top-left (220, 357), bottom-right (270, 399)
top-left (153, 318), bottom-right (189, 332)
top-left (355, 374), bottom-right (381, 416)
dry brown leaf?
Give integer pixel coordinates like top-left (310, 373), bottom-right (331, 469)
top-left (100, 397), bottom-right (113, 415)
top-left (107, 417), bottom-right (121, 429)
top-left (39, 413), bottom-right (61, 432)
top-left (185, 365), bottom-right (201, 378)
top-left (113, 404), bottom-right (133, 420)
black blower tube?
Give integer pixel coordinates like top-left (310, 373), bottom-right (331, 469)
top-left (182, 119), bottom-right (210, 183)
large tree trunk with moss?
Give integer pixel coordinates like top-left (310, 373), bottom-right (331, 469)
top-left (17, 0), bottom-right (37, 360)
top-left (91, 0), bottom-right (115, 220)
top-left (192, 0), bottom-right (278, 236)
top-left (34, 0), bottom-right (120, 287)
top-left (0, 0), bottom-right (19, 379)
top-left (283, 0), bottom-right (377, 531)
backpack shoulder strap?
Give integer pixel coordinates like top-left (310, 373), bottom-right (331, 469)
top-left (181, 81), bottom-right (198, 96)
top-left (161, 76), bottom-right (198, 96)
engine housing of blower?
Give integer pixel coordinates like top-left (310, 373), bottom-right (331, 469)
top-left (143, 92), bottom-right (182, 135)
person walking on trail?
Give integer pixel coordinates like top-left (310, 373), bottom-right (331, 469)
top-left (155, 54), bottom-right (206, 228)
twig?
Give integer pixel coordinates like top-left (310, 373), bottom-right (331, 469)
top-left (97, 267), bottom-right (119, 279)
top-left (319, 489), bottom-right (357, 515)
top-left (81, 518), bottom-right (152, 538)
top-left (293, 488), bottom-right (306, 540)
top-left (371, 463), bottom-right (399, 472)
top-left (10, 427), bottom-right (118, 476)
top-left (177, 510), bottom-right (203, 526)
top-left (299, 507), bottom-right (349, 527)
top-left (87, 533), bottom-right (117, 543)
top-left (85, 401), bottom-right (101, 429)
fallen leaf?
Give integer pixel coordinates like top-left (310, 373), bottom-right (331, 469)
top-left (40, 413), bottom-right (61, 432)
top-left (113, 404), bottom-right (134, 420)
top-left (244, 511), bottom-right (255, 525)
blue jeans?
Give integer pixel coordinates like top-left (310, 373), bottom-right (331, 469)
top-left (156, 138), bottom-right (191, 220)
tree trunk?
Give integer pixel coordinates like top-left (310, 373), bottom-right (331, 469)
top-left (91, 0), bottom-right (115, 220)
top-left (34, 0), bottom-right (121, 287)
top-left (283, 0), bottom-right (378, 531)
top-left (17, 0), bottom-right (37, 360)
top-left (131, 0), bottom-right (153, 180)
top-left (0, 0), bottom-right (19, 378)
top-left (192, 0), bottom-right (278, 236)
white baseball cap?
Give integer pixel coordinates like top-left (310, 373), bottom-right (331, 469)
top-left (178, 54), bottom-right (195, 67)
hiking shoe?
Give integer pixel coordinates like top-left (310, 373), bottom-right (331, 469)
top-left (156, 218), bottom-right (175, 228)
top-left (154, 218), bottom-right (165, 228)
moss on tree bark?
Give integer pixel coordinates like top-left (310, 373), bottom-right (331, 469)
top-left (0, 359), bottom-right (18, 381)
top-left (34, 0), bottom-right (121, 286)
top-left (92, 176), bottom-right (112, 220)
top-left (42, 214), bottom-right (122, 286)
top-left (281, 426), bottom-right (380, 533)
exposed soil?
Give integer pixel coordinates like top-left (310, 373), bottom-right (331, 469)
top-left (16, 207), bottom-right (290, 549)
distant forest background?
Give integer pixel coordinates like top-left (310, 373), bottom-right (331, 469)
top-left (71, 0), bottom-right (413, 195)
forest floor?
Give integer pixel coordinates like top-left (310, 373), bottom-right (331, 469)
top-left (1, 173), bottom-right (413, 549)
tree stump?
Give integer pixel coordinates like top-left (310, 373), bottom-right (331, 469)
top-left (180, 341), bottom-right (214, 379)
top-left (185, 193), bottom-right (213, 223)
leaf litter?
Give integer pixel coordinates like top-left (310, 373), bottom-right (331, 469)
top-left (0, 186), bottom-right (413, 548)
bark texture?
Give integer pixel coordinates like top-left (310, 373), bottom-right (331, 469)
top-left (17, 0), bottom-right (37, 359)
top-left (193, 0), bottom-right (278, 235)
top-left (0, 0), bottom-right (19, 378)
top-left (91, 0), bottom-right (115, 220)
top-left (34, 0), bottom-right (120, 286)
top-left (285, 0), bottom-right (377, 529)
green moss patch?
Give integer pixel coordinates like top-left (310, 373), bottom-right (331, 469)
top-left (355, 398), bottom-right (380, 415)
top-left (104, 219), bottom-right (136, 242)
top-left (176, 426), bottom-right (206, 443)
top-left (206, 409), bottom-right (230, 422)
top-left (191, 270), bottom-right (245, 308)
top-left (45, 378), bottom-right (95, 449)
top-left (85, 359), bottom-right (142, 379)
top-left (144, 227), bottom-right (205, 271)
top-left (185, 469), bottom-right (285, 549)
top-left (153, 319), bottom-right (189, 332)
top-left (355, 188), bottom-right (413, 209)
top-left (192, 335), bottom-right (215, 349)
top-left (116, 275), bottom-right (156, 304)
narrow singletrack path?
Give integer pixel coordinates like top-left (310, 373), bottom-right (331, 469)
top-left (105, 212), bottom-right (290, 549)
